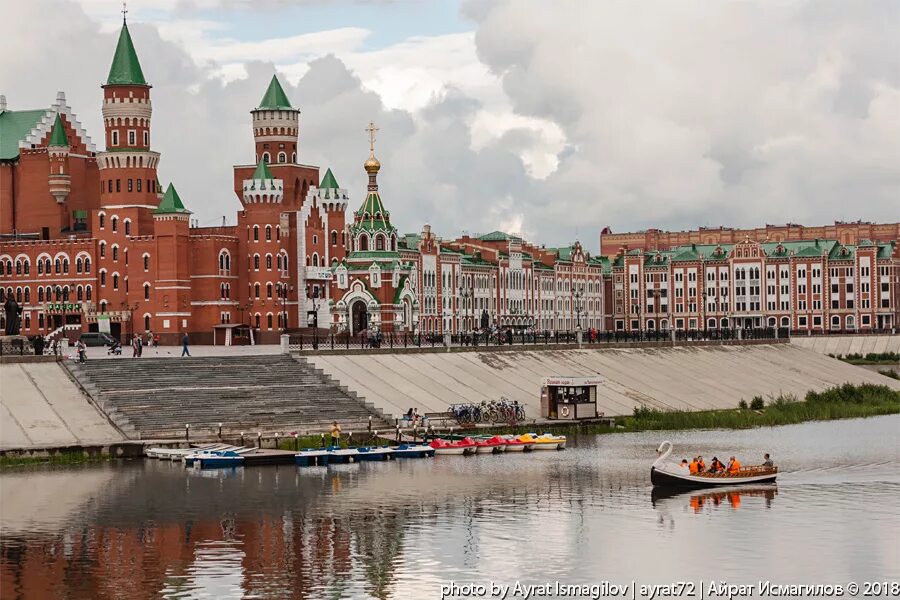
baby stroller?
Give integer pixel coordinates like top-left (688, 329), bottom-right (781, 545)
top-left (107, 340), bottom-right (122, 355)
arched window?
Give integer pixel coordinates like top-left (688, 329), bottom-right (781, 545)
top-left (24, 288), bottom-right (30, 304)
top-left (77, 286), bottom-right (83, 301)
top-left (76, 258), bottom-right (83, 273)
top-left (255, 314), bottom-right (261, 329)
top-left (282, 254), bottom-right (288, 272)
top-left (143, 255), bottom-right (149, 271)
top-left (253, 225), bottom-right (259, 241)
top-left (38, 287), bottom-right (44, 302)
top-left (277, 254), bottom-right (282, 270)
top-left (331, 231), bottom-right (337, 246)
top-left (254, 255), bottom-right (260, 270)
top-left (267, 283), bottom-right (273, 298)
top-left (143, 284), bottom-right (150, 300)
top-left (124, 220), bottom-right (131, 236)
top-left (99, 213), bottom-right (105, 229)
top-left (112, 274), bottom-right (119, 290)
top-left (359, 235), bottom-right (369, 251)
top-left (312, 253), bottom-right (319, 267)
top-left (112, 246), bottom-right (118, 262)
top-left (144, 315), bottom-right (151, 331)
top-left (62, 286), bottom-right (69, 301)
top-left (265, 225), bottom-right (272, 241)
top-left (111, 217), bottom-right (118, 232)
top-left (86, 286), bottom-right (92, 301)
top-left (99, 242), bottom-right (106, 258)
top-left (277, 152), bottom-right (286, 163)
top-left (375, 235), bottom-right (385, 251)
top-left (265, 254), bottom-right (272, 270)
top-left (254, 283), bottom-right (260, 298)
top-left (84, 258), bottom-right (91, 273)
top-left (44, 258), bottom-right (51, 273)
top-left (262, 152), bottom-right (271, 163)
top-left (55, 258), bottom-right (61, 273)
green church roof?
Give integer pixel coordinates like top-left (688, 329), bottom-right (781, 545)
top-left (106, 23), bottom-right (147, 86)
top-left (320, 168), bottom-right (340, 189)
top-left (0, 108), bottom-right (46, 160)
top-left (48, 113), bottom-right (69, 147)
top-left (154, 183), bottom-right (190, 214)
top-left (252, 159), bottom-right (274, 180)
top-left (257, 75), bottom-right (292, 110)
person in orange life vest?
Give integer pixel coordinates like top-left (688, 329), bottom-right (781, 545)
top-left (697, 456), bottom-right (706, 472)
top-left (727, 456), bottom-right (741, 474)
top-left (689, 458), bottom-right (699, 474)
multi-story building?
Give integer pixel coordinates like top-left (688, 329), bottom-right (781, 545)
top-left (608, 237), bottom-right (899, 333)
top-left (600, 221), bottom-right (900, 257)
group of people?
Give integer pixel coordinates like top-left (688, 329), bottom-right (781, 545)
top-left (403, 407), bottom-right (422, 427)
top-left (679, 453), bottom-right (774, 475)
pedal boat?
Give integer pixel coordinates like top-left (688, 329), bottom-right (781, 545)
top-left (650, 441), bottom-right (778, 489)
top-left (295, 449), bottom-right (331, 467)
top-left (502, 435), bottom-right (534, 452)
top-left (356, 446), bottom-right (395, 461)
top-left (430, 438), bottom-right (477, 455)
top-left (475, 436), bottom-right (507, 454)
top-left (192, 450), bottom-right (244, 469)
top-left (392, 443), bottom-right (436, 458)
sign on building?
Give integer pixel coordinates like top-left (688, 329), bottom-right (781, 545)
top-left (97, 314), bottom-right (111, 334)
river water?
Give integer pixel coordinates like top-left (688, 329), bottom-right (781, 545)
top-left (1, 416), bottom-right (898, 599)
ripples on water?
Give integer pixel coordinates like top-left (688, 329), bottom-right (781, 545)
top-left (1, 416), bottom-right (898, 599)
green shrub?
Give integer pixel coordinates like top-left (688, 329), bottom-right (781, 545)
top-left (749, 396), bottom-right (765, 410)
top-left (879, 369), bottom-right (899, 380)
top-left (738, 399), bottom-right (748, 409)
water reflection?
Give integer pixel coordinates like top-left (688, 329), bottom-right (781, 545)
top-left (1, 416), bottom-right (898, 599)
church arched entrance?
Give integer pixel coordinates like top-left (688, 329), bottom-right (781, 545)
top-left (350, 300), bottom-right (368, 335)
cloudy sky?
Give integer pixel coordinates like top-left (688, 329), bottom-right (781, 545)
top-left (2, 0), bottom-right (897, 250)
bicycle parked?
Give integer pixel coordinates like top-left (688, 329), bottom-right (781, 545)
top-left (449, 398), bottom-right (525, 426)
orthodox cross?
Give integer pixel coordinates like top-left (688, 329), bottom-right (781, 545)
top-left (365, 121), bottom-right (379, 154)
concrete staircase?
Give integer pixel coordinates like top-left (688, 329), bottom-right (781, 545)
top-left (65, 354), bottom-right (390, 439)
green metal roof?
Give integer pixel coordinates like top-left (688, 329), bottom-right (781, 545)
top-left (478, 230), bottom-right (521, 242)
top-left (252, 159), bottom-right (274, 180)
top-left (319, 168), bottom-right (339, 189)
top-left (154, 183), bottom-right (190, 214)
top-left (106, 23), bottom-right (147, 85)
top-left (48, 113), bottom-right (68, 147)
top-left (257, 75), bottom-right (292, 110)
top-left (0, 108), bottom-right (46, 160)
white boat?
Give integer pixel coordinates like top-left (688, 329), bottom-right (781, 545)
top-left (651, 441), bottom-right (778, 489)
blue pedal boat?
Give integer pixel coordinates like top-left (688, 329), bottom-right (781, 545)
top-left (392, 443), bottom-right (435, 459)
top-left (192, 450), bottom-right (244, 469)
top-left (356, 446), bottom-right (395, 462)
top-left (326, 447), bottom-right (361, 464)
top-left (295, 449), bottom-right (331, 467)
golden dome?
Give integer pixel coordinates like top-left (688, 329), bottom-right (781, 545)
top-left (364, 153), bottom-right (381, 173)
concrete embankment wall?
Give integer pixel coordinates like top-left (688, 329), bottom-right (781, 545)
top-left (790, 335), bottom-right (900, 357)
top-left (308, 344), bottom-right (900, 420)
top-left (0, 362), bottom-right (124, 451)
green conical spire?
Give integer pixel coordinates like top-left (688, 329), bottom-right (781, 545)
top-left (154, 183), bottom-right (190, 214)
top-left (252, 159), bottom-right (274, 180)
top-left (48, 113), bottom-right (69, 147)
top-left (320, 168), bottom-right (339, 189)
top-left (257, 75), bottom-right (292, 110)
top-left (107, 23), bottom-right (147, 85)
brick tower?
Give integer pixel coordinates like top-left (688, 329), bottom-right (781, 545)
top-left (96, 18), bottom-right (161, 236)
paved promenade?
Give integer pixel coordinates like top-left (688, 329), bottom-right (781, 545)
top-left (0, 362), bottom-right (123, 451)
top-left (308, 343), bottom-right (900, 420)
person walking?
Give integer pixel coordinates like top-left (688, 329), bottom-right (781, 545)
top-left (181, 333), bottom-right (191, 357)
top-left (76, 339), bottom-right (87, 364)
top-left (132, 335), bottom-right (141, 358)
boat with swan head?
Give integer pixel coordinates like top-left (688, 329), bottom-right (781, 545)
top-left (651, 440), bottom-right (777, 488)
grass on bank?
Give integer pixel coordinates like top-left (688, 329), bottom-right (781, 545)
top-left (460, 383), bottom-right (900, 438)
top-left (0, 451), bottom-right (111, 469)
top-left (830, 351), bottom-right (900, 366)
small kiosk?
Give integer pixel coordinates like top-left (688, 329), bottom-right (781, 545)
top-left (540, 376), bottom-right (601, 420)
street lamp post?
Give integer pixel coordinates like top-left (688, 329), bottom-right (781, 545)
top-left (277, 283), bottom-right (294, 334)
top-left (573, 285), bottom-right (584, 331)
top-left (308, 286), bottom-right (321, 350)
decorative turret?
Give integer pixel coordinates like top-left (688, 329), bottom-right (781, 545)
top-left (47, 113), bottom-right (71, 204)
top-left (153, 183), bottom-right (191, 219)
top-left (251, 75), bottom-right (300, 165)
top-left (242, 159), bottom-right (284, 204)
top-left (98, 17), bottom-right (160, 210)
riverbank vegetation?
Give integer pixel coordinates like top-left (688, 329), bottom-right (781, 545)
top-left (830, 351), bottom-right (900, 366)
top-left (466, 383), bottom-right (899, 437)
top-left (0, 450), bottom-right (111, 469)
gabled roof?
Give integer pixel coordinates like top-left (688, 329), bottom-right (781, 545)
top-left (257, 75), bottom-right (292, 110)
top-left (48, 113), bottom-right (68, 147)
top-left (154, 183), bottom-right (190, 214)
top-left (0, 108), bottom-right (46, 160)
top-left (252, 159), bottom-right (274, 180)
top-left (319, 168), bottom-right (339, 189)
top-left (478, 230), bottom-right (521, 242)
top-left (106, 23), bottom-right (147, 86)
